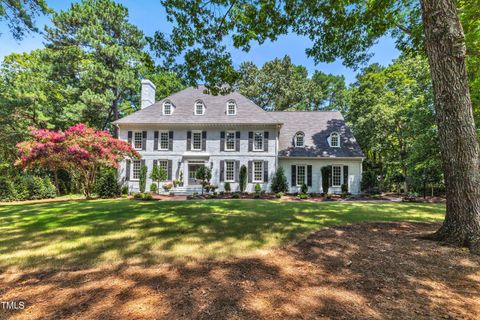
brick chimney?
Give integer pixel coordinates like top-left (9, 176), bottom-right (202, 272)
top-left (141, 79), bottom-right (156, 109)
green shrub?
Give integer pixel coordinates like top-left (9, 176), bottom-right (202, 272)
top-left (26, 176), bottom-right (46, 200)
top-left (300, 183), bottom-right (308, 195)
top-left (231, 192), bottom-right (240, 199)
top-left (150, 183), bottom-right (157, 193)
top-left (139, 165), bottom-right (147, 193)
top-left (270, 167), bottom-right (288, 193)
top-left (275, 192), bottom-right (284, 198)
top-left (255, 183), bottom-right (262, 194)
top-left (143, 193), bottom-right (153, 200)
top-left (133, 192), bottom-right (143, 199)
top-left (42, 177), bottom-right (57, 198)
top-left (0, 178), bottom-right (17, 201)
top-left (341, 183), bottom-right (348, 193)
top-left (95, 170), bottom-right (121, 198)
top-left (361, 170), bottom-right (378, 193)
top-left (321, 166), bottom-right (331, 194)
top-left (239, 165), bottom-right (247, 192)
top-left (297, 193), bottom-right (309, 200)
top-left (121, 185), bottom-right (129, 195)
top-left (224, 182), bottom-right (231, 193)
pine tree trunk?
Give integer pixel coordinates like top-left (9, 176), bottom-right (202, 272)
top-left (420, 0), bottom-right (480, 253)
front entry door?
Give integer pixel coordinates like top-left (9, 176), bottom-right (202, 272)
top-left (188, 163), bottom-right (204, 185)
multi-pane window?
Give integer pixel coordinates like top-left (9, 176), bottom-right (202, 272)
top-left (295, 132), bottom-right (304, 147)
top-left (134, 132), bottom-right (143, 149)
top-left (163, 102), bottom-right (172, 115)
top-left (297, 165), bottom-right (306, 186)
top-left (227, 101), bottom-right (236, 115)
top-left (330, 132), bottom-right (340, 147)
top-left (192, 131), bottom-right (202, 150)
top-left (225, 131), bottom-right (235, 151)
top-left (225, 161), bottom-right (235, 182)
top-left (195, 101), bottom-right (205, 115)
top-left (159, 131), bottom-right (169, 150)
top-left (132, 160), bottom-right (141, 180)
top-left (332, 165), bottom-right (342, 186)
top-left (253, 161), bottom-right (263, 182)
top-left (157, 160), bottom-right (168, 174)
top-left (254, 132), bottom-right (263, 151)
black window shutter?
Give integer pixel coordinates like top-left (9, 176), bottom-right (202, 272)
top-left (153, 131), bottom-right (159, 150)
top-left (128, 131), bottom-right (133, 146)
top-left (220, 131), bottom-right (225, 151)
top-left (142, 131), bottom-right (147, 151)
top-left (291, 165), bottom-right (297, 187)
top-left (168, 160), bottom-right (173, 180)
top-left (307, 165), bottom-right (312, 187)
top-left (248, 132), bottom-right (253, 151)
top-left (264, 131), bottom-right (269, 152)
top-left (153, 159), bottom-right (157, 169)
top-left (329, 165), bottom-right (333, 187)
top-left (202, 131), bottom-right (207, 151)
top-left (169, 131), bottom-right (174, 151)
top-left (264, 161), bottom-right (269, 183)
top-left (235, 131), bottom-right (241, 151)
top-left (220, 160), bottom-right (224, 182)
top-left (141, 159), bottom-right (145, 169)
top-left (248, 161), bottom-right (252, 183)
top-left (125, 160), bottom-right (131, 181)
top-left (235, 160), bottom-right (240, 182)
top-left (343, 165), bottom-right (349, 187)
top-left (187, 131), bottom-right (191, 150)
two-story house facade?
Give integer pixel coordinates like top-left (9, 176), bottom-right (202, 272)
top-left (114, 80), bottom-right (364, 194)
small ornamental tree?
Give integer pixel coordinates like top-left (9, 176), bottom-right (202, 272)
top-left (150, 164), bottom-right (167, 194)
top-left (139, 165), bottom-right (147, 193)
top-left (321, 166), bottom-right (331, 195)
top-left (239, 165), bottom-right (247, 193)
top-left (270, 167), bottom-right (288, 193)
top-left (16, 123), bottom-right (139, 198)
top-left (195, 165), bottom-right (211, 194)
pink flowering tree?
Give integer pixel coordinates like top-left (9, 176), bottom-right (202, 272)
top-left (16, 124), bottom-right (139, 198)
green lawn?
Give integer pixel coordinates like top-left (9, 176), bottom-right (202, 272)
top-left (0, 199), bottom-right (445, 270)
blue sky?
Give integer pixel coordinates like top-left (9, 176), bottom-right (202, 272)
top-left (0, 0), bottom-right (399, 84)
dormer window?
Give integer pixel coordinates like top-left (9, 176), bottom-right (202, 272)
top-left (227, 100), bottom-right (236, 115)
top-left (195, 100), bottom-right (205, 115)
top-left (163, 101), bottom-right (173, 115)
top-left (330, 132), bottom-right (340, 147)
top-left (295, 132), bottom-right (305, 147)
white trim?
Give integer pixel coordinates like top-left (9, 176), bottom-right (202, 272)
top-left (225, 131), bottom-right (236, 151)
top-left (133, 131), bottom-right (143, 150)
top-left (253, 131), bottom-right (264, 151)
top-left (252, 160), bottom-right (264, 183)
top-left (191, 130), bottom-right (202, 151)
top-left (330, 132), bottom-right (340, 148)
top-left (163, 101), bottom-right (173, 115)
top-left (226, 100), bottom-right (237, 115)
top-left (332, 165), bottom-right (342, 187)
top-left (296, 164), bottom-right (306, 186)
top-left (194, 100), bottom-right (205, 115)
top-left (224, 160), bottom-right (235, 182)
top-left (158, 130), bottom-right (169, 150)
top-left (131, 159), bottom-right (141, 180)
top-left (294, 131), bottom-right (305, 147)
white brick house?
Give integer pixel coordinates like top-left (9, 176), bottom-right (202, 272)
top-left (113, 80), bottom-right (364, 194)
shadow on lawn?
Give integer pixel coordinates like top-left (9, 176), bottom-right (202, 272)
top-left (0, 222), bottom-right (478, 319)
top-left (0, 200), bottom-right (445, 270)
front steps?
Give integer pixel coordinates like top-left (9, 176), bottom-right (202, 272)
top-left (170, 186), bottom-right (204, 195)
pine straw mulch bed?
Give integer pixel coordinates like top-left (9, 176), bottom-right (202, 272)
top-left (1, 222), bottom-right (479, 320)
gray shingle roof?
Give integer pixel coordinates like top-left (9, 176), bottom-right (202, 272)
top-left (272, 111), bottom-right (364, 158)
top-left (114, 86), bottom-right (280, 125)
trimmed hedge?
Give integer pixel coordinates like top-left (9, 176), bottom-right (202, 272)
top-left (0, 175), bottom-right (56, 202)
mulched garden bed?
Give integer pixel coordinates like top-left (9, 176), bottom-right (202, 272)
top-left (1, 222), bottom-right (478, 319)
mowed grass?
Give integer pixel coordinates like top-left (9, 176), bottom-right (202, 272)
top-left (0, 199), bottom-right (445, 270)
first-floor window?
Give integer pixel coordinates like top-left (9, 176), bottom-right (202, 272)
top-left (332, 165), bottom-right (342, 186)
top-left (253, 161), bottom-right (263, 182)
top-left (157, 160), bottom-right (168, 173)
top-left (159, 131), bottom-right (169, 150)
top-left (297, 165), bottom-right (306, 186)
top-left (192, 131), bottom-right (202, 150)
top-left (254, 132), bottom-right (263, 151)
top-left (132, 160), bottom-right (141, 180)
top-left (225, 131), bottom-right (235, 151)
top-left (225, 161), bottom-right (235, 182)
top-left (134, 132), bottom-right (143, 149)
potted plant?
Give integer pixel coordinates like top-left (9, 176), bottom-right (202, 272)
top-left (163, 182), bottom-right (173, 192)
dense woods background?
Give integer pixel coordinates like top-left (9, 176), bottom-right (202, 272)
top-left (0, 0), bottom-right (479, 198)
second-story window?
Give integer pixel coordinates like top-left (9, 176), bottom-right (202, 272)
top-left (225, 131), bottom-right (235, 151)
top-left (253, 132), bottom-right (263, 151)
top-left (195, 101), bottom-right (205, 115)
top-left (133, 132), bottom-right (143, 150)
top-left (227, 101), bottom-right (236, 115)
top-left (192, 131), bottom-right (202, 150)
top-left (159, 131), bottom-right (169, 150)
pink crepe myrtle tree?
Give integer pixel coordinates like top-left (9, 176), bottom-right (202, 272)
top-left (16, 123), bottom-right (140, 198)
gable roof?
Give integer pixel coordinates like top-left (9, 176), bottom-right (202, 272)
top-left (114, 86), bottom-right (280, 125)
top-left (272, 111), bottom-right (364, 158)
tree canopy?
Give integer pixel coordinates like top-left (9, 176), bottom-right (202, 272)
top-left (0, 0), bottom-right (51, 40)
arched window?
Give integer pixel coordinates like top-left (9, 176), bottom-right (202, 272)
top-left (330, 132), bottom-right (340, 147)
top-left (163, 101), bottom-right (173, 115)
top-left (194, 100), bottom-right (205, 115)
top-left (295, 131), bottom-right (305, 147)
top-left (226, 100), bottom-right (236, 115)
